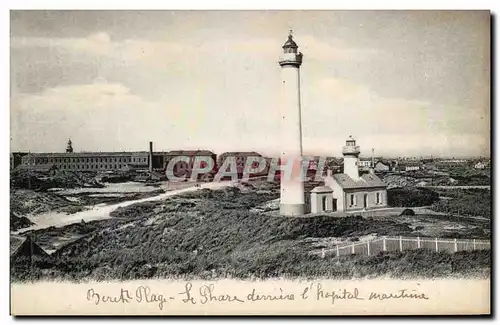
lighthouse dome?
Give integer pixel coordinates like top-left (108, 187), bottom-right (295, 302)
top-left (282, 34), bottom-right (298, 49)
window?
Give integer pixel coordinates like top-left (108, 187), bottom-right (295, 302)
top-left (376, 193), bottom-right (381, 204)
top-left (322, 196), bottom-right (327, 211)
top-left (350, 194), bottom-right (355, 206)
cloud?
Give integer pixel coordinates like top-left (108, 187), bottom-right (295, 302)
top-left (11, 32), bottom-right (113, 56)
top-left (299, 76), bottom-right (489, 156)
top-left (298, 35), bottom-right (382, 62)
top-left (10, 82), bottom-right (165, 152)
top-left (11, 33), bottom-right (380, 71)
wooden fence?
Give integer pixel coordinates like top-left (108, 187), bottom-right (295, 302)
top-left (320, 236), bottom-right (490, 258)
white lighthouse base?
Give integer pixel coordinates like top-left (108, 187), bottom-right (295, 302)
top-left (280, 203), bottom-right (305, 216)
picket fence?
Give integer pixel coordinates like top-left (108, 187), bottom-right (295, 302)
top-left (320, 236), bottom-right (491, 258)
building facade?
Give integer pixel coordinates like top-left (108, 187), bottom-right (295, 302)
top-left (312, 137), bottom-right (388, 213)
top-left (358, 159), bottom-right (373, 171)
top-left (10, 152), bottom-right (29, 170)
top-left (397, 163), bottom-right (421, 172)
top-left (374, 160), bottom-right (391, 172)
top-left (217, 151), bottom-right (267, 177)
top-left (164, 150), bottom-right (217, 179)
top-left (17, 141), bottom-right (177, 173)
top-left (21, 151), bottom-right (153, 172)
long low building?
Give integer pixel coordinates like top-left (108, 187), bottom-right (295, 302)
top-left (20, 151), bottom-right (159, 172)
top-left (18, 149), bottom-right (218, 175)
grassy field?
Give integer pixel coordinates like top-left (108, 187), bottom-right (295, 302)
top-left (11, 181), bottom-right (491, 282)
top-left (430, 188), bottom-right (491, 219)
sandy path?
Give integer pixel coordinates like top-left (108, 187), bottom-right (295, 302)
top-left (12, 181), bottom-right (234, 234)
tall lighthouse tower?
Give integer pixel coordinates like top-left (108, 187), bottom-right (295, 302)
top-left (278, 31), bottom-right (305, 216)
top-left (342, 135), bottom-right (361, 180)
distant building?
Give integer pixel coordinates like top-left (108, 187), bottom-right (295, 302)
top-left (22, 151), bottom-right (153, 172)
top-left (358, 159), bottom-right (373, 171)
top-left (436, 159), bottom-right (469, 167)
top-left (217, 151), bottom-right (266, 178)
top-left (165, 150), bottom-right (217, 179)
top-left (374, 160), bottom-right (391, 172)
top-left (10, 152), bottom-right (29, 170)
top-left (20, 141), bottom-right (168, 173)
top-left (397, 162), bottom-right (421, 172)
top-left (474, 162), bottom-right (487, 169)
top-left (325, 157), bottom-right (343, 174)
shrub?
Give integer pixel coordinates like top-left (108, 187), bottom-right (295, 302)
top-left (400, 208), bottom-right (415, 216)
top-left (388, 187), bottom-right (439, 207)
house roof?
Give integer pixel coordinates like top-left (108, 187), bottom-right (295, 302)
top-left (310, 185), bottom-right (333, 193)
top-left (331, 173), bottom-right (386, 189)
top-left (326, 157), bottom-right (343, 165)
top-left (10, 235), bottom-right (50, 258)
top-left (218, 152), bottom-right (262, 159)
top-left (10, 235), bottom-right (26, 256)
top-left (165, 150), bottom-right (215, 156)
top-left (376, 160), bottom-right (391, 166)
top-left (23, 151), bottom-right (152, 157)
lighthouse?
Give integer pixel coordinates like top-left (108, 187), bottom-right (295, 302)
top-left (278, 31), bottom-right (305, 216)
top-left (342, 135), bottom-right (361, 180)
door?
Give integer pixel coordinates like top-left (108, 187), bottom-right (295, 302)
top-left (332, 199), bottom-right (337, 212)
top-left (322, 196), bottom-right (327, 211)
top-left (364, 194), bottom-right (368, 208)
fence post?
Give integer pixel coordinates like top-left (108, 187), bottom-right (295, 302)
top-left (351, 242), bottom-right (355, 255)
top-left (417, 236), bottom-right (421, 249)
top-left (399, 236), bottom-right (403, 252)
top-left (435, 238), bottom-right (439, 252)
top-left (336, 245), bottom-right (339, 257)
top-left (473, 239), bottom-right (476, 250)
top-left (367, 241), bottom-right (371, 256)
top-left (321, 248), bottom-right (325, 259)
top-left (383, 236), bottom-right (387, 251)
top-left (454, 238), bottom-right (458, 252)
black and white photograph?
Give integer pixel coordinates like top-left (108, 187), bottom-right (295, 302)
top-left (8, 9), bottom-right (491, 315)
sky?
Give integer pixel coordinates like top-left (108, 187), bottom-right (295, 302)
top-left (10, 10), bottom-right (490, 158)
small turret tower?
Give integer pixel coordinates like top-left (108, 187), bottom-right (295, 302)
top-left (342, 135), bottom-right (360, 180)
top-left (66, 139), bottom-right (73, 153)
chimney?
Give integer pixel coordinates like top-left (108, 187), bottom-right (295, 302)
top-left (149, 141), bottom-right (153, 172)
